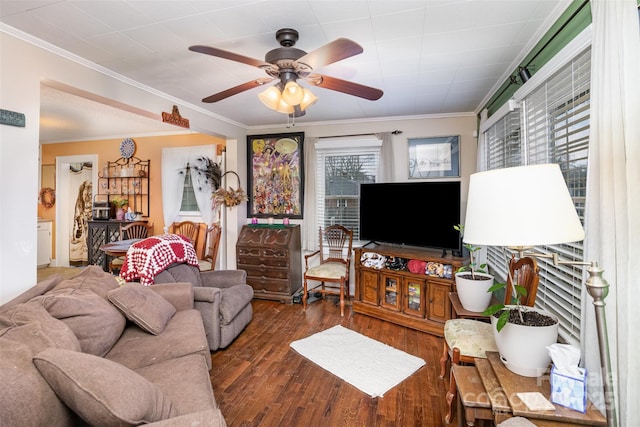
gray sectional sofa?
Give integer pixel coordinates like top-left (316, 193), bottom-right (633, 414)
top-left (0, 266), bottom-right (227, 426)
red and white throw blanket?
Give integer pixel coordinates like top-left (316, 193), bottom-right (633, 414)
top-left (120, 234), bottom-right (199, 286)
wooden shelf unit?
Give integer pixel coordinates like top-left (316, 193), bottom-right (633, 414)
top-left (96, 157), bottom-right (150, 218)
top-left (353, 243), bottom-right (467, 337)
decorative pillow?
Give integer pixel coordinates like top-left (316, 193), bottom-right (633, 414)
top-left (34, 288), bottom-right (126, 356)
top-left (108, 283), bottom-right (176, 335)
top-left (33, 348), bottom-right (177, 426)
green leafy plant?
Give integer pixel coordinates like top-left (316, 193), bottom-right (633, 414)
top-left (482, 278), bottom-right (528, 332)
top-left (110, 196), bottom-right (128, 208)
top-left (454, 224), bottom-right (487, 279)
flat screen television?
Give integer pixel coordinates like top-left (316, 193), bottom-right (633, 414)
top-left (359, 181), bottom-right (461, 253)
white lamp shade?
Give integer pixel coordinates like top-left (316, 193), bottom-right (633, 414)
top-left (281, 81), bottom-right (305, 105)
top-left (463, 164), bottom-right (585, 247)
top-left (258, 86), bottom-right (282, 110)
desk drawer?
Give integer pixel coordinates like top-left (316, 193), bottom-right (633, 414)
top-left (237, 249), bottom-right (290, 268)
top-left (246, 276), bottom-right (291, 293)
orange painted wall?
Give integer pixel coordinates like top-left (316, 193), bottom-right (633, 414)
top-left (39, 133), bottom-right (225, 260)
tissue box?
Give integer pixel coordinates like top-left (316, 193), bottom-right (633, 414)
top-left (550, 365), bottom-right (587, 413)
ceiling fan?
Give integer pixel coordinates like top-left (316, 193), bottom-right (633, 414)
top-left (189, 28), bottom-right (383, 114)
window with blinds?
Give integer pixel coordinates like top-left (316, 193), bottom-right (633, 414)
top-left (315, 138), bottom-right (381, 239)
top-left (482, 47), bottom-right (591, 345)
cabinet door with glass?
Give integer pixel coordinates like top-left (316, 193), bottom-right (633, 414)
top-left (403, 277), bottom-right (426, 317)
top-left (380, 272), bottom-right (401, 311)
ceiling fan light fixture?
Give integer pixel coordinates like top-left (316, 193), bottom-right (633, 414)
top-left (281, 81), bottom-right (305, 105)
top-left (258, 86), bottom-right (282, 110)
top-left (299, 88), bottom-right (318, 111)
top-left (275, 98), bottom-right (295, 114)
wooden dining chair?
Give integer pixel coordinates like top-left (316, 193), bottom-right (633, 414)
top-left (440, 255), bottom-right (540, 423)
top-left (169, 221), bottom-right (200, 247)
top-left (109, 221), bottom-right (153, 273)
top-left (303, 225), bottom-right (353, 317)
top-left (198, 223), bottom-right (222, 271)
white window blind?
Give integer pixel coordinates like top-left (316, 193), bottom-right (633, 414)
top-left (482, 48), bottom-right (591, 345)
top-left (315, 138), bottom-right (381, 240)
top-left (483, 110), bottom-right (521, 281)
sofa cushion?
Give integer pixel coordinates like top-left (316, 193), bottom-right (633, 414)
top-left (106, 310), bottom-right (210, 371)
top-left (0, 339), bottom-right (76, 426)
top-left (0, 301), bottom-right (81, 352)
top-left (219, 284), bottom-right (254, 325)
top-left (0, 274), bottom-right (62, 315)
top-left (50, 265), bottom-right (120, 299)
top-left (134, 353), bottom-right (217, 416)
top-left (0, 304), bottom-right (81, 427)
top-left (33, 347), bottom-right (178, 426)
top-left (34, 288), bottom-right (126, 356)
top-left (108, 283), bottom-right (176, 335)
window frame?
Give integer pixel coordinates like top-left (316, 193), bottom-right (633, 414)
top-left (480, 45), bottom-right (591, 346)
top-left (314, 136), bottom-right (382, 244)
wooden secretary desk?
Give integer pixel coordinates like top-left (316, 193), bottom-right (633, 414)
top-left (236, 224), bottom-right (302, 304)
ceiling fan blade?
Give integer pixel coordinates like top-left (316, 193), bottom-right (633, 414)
top-left (307, 74), bottom-right (383, 101)
top-left (296, 38), bottom-right (363, 70)
top-left (202, 79), bottom-right (273, 103)
top-left (189, 45), bottom-right (274, 70)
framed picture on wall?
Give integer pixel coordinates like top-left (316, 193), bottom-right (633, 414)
top-left (247, 132), bottom-right (304, 219)
top-left (408, 135), bottom-right (460, 179)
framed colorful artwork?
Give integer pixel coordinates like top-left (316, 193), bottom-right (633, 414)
top-left (247, 132), bottom-right (304, 218)
top-left (408, 135), bottom-right (460, 179)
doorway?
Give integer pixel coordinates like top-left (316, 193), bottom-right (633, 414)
top-left (55, 154), bottom-right (98, 267)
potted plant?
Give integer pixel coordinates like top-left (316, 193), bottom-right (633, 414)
top-left (110, 196), bottom-right (128, 220)
top-left (453, 224), bottom-right (494, 312)
top-left (483, 262), bottom-right (559, 377)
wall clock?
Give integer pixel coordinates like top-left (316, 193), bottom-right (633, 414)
top-left (119, 138), bottom-right (136, 159)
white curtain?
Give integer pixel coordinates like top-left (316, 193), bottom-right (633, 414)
top-left (302, 137), bottom-right (318, 251)
top-left (583, 1), bottom-right (640, 425)
top-left (161, 145), bottom-right (217, 231)
top-left (375, 132), bottom-right (393, 182)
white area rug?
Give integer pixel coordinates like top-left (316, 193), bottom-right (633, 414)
top-left (289, 325), bottom-right (426, 397)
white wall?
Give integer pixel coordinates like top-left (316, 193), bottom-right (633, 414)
top-left (0, 32), bottom-right (246, 303)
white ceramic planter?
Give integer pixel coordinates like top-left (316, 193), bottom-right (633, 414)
top-left (491, 305), bottom-right (559, 377)
top-left (455, 272), bottom-right (494, 312)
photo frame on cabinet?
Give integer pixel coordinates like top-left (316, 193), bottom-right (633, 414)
top-left (408, 135), bottom-right (460, 179)
top-left (247, 132), bottom-right (304, 219)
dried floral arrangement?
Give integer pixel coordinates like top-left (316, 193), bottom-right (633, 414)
top-left (213, 171), bottom-right (248, 209)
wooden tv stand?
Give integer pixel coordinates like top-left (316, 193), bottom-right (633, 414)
top-left (353, 243), bottom-right (467, 337)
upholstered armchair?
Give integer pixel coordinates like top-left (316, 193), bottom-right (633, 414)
top-left (153, 264), bottom-right (253, 351)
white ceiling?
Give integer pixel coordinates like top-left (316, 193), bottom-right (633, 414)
top-left (0, 0), bottom-right (569, 143)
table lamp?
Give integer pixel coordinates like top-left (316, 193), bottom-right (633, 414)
top-left (462, 163), bottom-right (616, 427)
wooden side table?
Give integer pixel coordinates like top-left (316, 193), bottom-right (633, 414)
top-left (449, 292), bottom-right (492, 319)
top-left (484, 352), bottom-right (606, 426)
top-left (452, 353), bottom-right (607, 427)
top-left (452, 364), bottom-right (508, 426)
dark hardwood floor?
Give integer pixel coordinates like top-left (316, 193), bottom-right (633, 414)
top-left (209, 297), bottom-right (458, 427)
